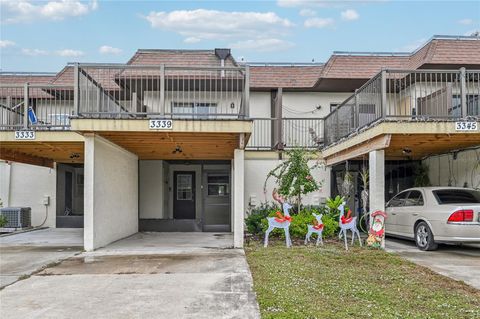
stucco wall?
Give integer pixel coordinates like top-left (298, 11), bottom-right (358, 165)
top-left (244, 154), bottom-right (331, 211)
top-left (0, 161), bottom-right (56, 227)
top-left (84, 136), bottom-right (138, 251)
top-left (423, 148), bottom-right (480, 189)
top-left (139, 160), bottom-right (165, 219)
top-left (282, 92), bottom-right (351, 118)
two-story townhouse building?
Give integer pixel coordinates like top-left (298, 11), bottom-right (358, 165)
top-left (1, 35), bottom-right (479, 251)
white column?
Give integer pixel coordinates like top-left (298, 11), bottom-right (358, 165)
top-left (369, 149), bottom-right (385, 248)
top-left (233, 149), bottom-right (245, 248)
top-left (84, 134), bottom-right (138, 251)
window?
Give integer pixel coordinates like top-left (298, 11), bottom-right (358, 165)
top-left (433, 189), bottom-right (480, 204)
top-left (330, 103), bottom-right (340, 112)
top-left (387, 191), bottom-right (409, 207)
top-left (176, 174), bottom-right (193, 200)
top-left (451, 95), bottom-right (479, 116)
top-left (171, 102), bottom-right (218, 115)
top-left (207, 175), bottom-right (229, 196)
top-left (404, 190), bottom-right (424, 206)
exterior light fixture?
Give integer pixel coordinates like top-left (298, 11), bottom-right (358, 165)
top-left (230, 102), bottom-right (235, 109)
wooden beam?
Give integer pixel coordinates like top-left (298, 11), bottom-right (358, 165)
top-left (0, 148), bottom-right (54, 168)
top-left (325, 134), bottom-right (391, 166)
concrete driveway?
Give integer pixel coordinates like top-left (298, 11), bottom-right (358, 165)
top-left (0, 232), bottom-right (260, 319)
top-left (0, 228), bottom-right (83, 288)
top-left (386, 237), bottom-right (480, 290)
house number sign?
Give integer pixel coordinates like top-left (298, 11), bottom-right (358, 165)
top-left (149, 119), bottom-right (173, 130)
top-left (455, 121), bottom-right (477, 131)
top-left (14, 131), bottom-right (36, 140)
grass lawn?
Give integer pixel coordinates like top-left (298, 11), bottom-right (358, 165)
top-left (245, 239), bottom-right (480, 319)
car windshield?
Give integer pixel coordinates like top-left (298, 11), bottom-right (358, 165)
top-left (433, 189), bottom-right (480, 204)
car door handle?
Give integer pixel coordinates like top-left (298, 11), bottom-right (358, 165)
top-left (391, 213), bottom-right (397, 216)
top-left (412, 213), bottom-right (419, 216)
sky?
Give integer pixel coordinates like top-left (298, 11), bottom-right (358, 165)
top-left (0, 0), bottom-right (479, 72)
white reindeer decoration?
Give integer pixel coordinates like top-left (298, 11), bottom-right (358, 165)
top-left (264, 189), bottom-right (293, 248)
top-left (338, 201), bottom-right (362, 250)
top-left (304, 213), bottom-right (324, 246)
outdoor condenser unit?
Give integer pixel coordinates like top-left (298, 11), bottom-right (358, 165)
top-left (0, 207), bottom-right (32, 228)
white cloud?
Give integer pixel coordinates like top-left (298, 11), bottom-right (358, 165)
top-left (299, 8), bottom-right (316, 17)
top-left (55, 49), bottom-right (84, 57)
top-left (0, 40), bottom-right (15, 48)
top-left (341, 9), bottom-right (359, 21)
top-left (458, 18), bottom-right (473, 25)
top-left (99, 45), bottom-right (122, 55)
top-left (229, 38), bottom-right (295, 52)
top-left (22, 48), bottom-right (48, 56)
top-left (143, 9), bottom-right (293, 42)
top-left (1, 0), bottom-right (98, 24)
top-left (304, 17), bottom-right (335, 28)
top-left (184, 37), bottom-right (201, 44)
top-left (397, 38), bottom-right (426, 52)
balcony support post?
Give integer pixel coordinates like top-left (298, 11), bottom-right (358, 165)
top-left (380, 69), bottom-right (387, 119)
top-left (274, 87), bottom-right (283, 150)
top-left (460, 67), bottom-right (467, 118)
top-left (74, 63), bottom-right (79, 116)
top-left (23, 82), bottom-right (29, 129)
top-left (354, 89), bottom-right (359, 129)
top-left (244, 65), bottom-right (250, 119)
top-left (160, 64), bottom-right (165, 117)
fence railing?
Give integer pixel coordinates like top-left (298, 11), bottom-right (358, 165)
top-left (246, 117), bottom-right (324, 150)
top-left (324, 68), bottom-right (480, 145)
top-left (0, 84), bottom-right (74, 130)
top-left (76, 63), bottom-right (249, 119)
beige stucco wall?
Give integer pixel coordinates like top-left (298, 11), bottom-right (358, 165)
top-left (139, 160), bottom-right (165, 219)
top-left (424, 148), bottom-right (480, 189)
top-left (0, 161), bottom-right (56, 227)
top-left (244, 154), bottom-right (331, 211)
top-left (84, 136), bottom-right (138, 251)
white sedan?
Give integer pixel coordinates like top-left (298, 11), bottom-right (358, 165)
top-left (385, 187), bottom-right (480, 251)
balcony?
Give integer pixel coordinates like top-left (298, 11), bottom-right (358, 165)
top-left (0, 63), bottom-right (250, 131)
top-left (246, 117), bottom-right (324, 150)
top-left (324, 68), bottom-right (480, 146)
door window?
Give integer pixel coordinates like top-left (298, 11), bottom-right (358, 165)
top-left (404, 190), bottom-right (424, 206)
top-left (207, 175), bottom-right (230, 196)
top-left (176, 174), bottom-right (193, 200)
top-left (387, 191), bottom-right (409, 207)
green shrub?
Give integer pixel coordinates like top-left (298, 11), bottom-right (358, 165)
top-left (245, 202), bottom-right (280, 235)
top-left (258, 206), bottom-right (339, 239)
top-left (0, 214), bottom-right (8, 228)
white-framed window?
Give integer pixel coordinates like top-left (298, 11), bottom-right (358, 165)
top-left (171, 102), bottom-right (218, 115)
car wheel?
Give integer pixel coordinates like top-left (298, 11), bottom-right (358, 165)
top-left (415, 222), bottom-right (438, 251)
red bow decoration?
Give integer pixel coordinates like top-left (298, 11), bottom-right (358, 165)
top-left (274, 211), bottom-right (292, 223)
top-left (341, 209), bottom-right (353, 224)
top-left (313, 224), bottom-right (324, 230)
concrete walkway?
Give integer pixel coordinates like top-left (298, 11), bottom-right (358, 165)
top-left (0, 232), bottom-right (261, 319)
top-left (0, 228), bottom-right (83, 288)
top-left (386, 237), bottom-right (480, 290)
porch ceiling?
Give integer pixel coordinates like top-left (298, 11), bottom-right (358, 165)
top-left (97, 131), bottom-right (242, 160)
top-left (0, 132), bottom-right (84, 167)
top-left (323, 121), bottom-right (480, 164)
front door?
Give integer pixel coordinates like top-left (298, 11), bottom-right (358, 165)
top-left (173, 171), bottom-right (196, 219)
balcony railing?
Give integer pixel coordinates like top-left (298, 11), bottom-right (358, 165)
top-left (76, 63), bottom-right (249, 119)
top-left (324, 68), bottom-right (480, 145)
top-left (0, 84), bottom-right (74, 130)
top-left (246, 117), bottom-right (324, 150)
top-left (0, 64), bottom-right (249, 130)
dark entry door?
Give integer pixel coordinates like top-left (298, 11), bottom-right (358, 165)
top-left (65, 171), bottom-right (73, 212)
top-left (173, 171), bottom-right (196, 219)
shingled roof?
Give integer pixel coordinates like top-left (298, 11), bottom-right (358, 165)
top-left (250, 65), bottom-right (324, 89)
top-left (127, 49), bottom-right (238, 67)
top-left (52, 66), bottom-right (120, 91)
top-left (0, 73), bottom-right (56, 98)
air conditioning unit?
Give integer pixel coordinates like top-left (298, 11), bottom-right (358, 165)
top-left (0, 207), bottom-right (32, 228)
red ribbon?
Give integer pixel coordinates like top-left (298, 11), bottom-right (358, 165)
top-left (341, 209), bottom-right (353, 224)
top-left (313, 224), bottom-right (324, 230)
top-left (274, 211), bottom-right (292, 223)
